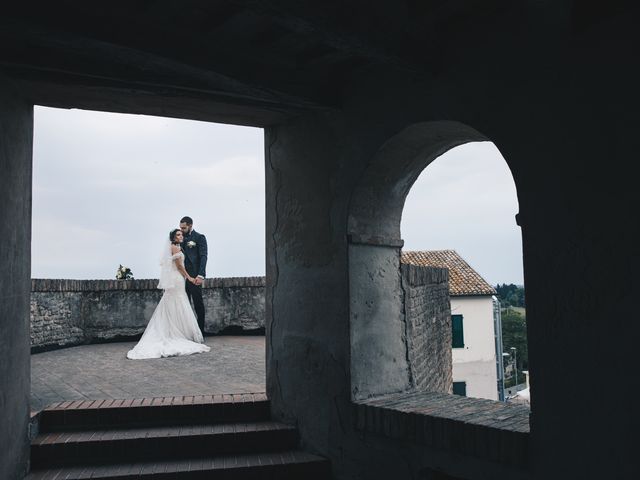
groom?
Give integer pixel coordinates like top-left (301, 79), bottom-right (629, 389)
top-left (179, 216), bottom-right (208, 335)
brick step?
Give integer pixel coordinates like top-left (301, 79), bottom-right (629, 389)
top-left (26, 450), bottom-right (332, 479)
top-left (39, 394), bottom-right (269, 432)
top-left (31, 420), bottom-right (298, 468)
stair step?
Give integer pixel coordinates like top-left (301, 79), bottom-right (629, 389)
top-left (31, 421), bottom-right (298, 468)
top-left (26, 450), bottom-right (331, 479)
top-left (39, 394), bottom-right (269, 431)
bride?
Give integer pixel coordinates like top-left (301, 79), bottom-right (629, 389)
top-left (127, 228), bottom-right (211, 359)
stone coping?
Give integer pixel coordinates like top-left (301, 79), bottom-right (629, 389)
top-left (401, 263), bottom-right (449, 286)
top-left (32, 277), bottom-right (266, 292)
top-left (354, 390), bottom-right (529, 468)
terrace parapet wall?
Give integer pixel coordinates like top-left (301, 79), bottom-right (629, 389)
top-left (30, 277), bottom-right (266, 352)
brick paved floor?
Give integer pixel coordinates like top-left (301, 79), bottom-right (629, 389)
top-left (31, 336), bottom-right (266, 412)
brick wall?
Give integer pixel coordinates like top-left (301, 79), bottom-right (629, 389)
top-left (31, 277), bottom-right (265, 351)
top-left (401, 264), bottom-right (452, 394)
top-left (354, 390), bottom-right (529, 468)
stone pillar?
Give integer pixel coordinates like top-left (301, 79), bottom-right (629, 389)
top-left (265, 113), bottom-right (354, 456)
top-left (0, 77), bottom-right (33, 479)
top-left (349, 243), bottom-right (411, 400)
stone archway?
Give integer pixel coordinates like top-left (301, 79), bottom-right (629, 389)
top-left (347, 121), bottom-right (493, 400)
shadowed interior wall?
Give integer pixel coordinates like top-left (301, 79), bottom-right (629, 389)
top-left (265, 106), bottom-right (536, 479)
top-left (266, 29), bottom-right (638, 476)
top-left (0, 76), bottom-right (32, 479)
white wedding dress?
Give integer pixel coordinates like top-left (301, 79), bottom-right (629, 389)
top-left (127, 247), bottom-right (210, 360)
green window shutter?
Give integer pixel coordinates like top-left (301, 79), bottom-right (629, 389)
top-left (453, 381), bottom-right (467, 396)
top-left (452, 314), bottom-right (464, 348)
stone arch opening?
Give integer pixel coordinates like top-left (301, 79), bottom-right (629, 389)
top-left (401, 141), bottom-right (523, 403)
top-left (348, 120), bottom-right (523, 401)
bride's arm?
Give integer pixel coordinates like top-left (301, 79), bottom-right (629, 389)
top-left (171, 245), bottom-right (195, 283)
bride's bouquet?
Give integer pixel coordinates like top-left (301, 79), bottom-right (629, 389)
top-left (116, 264), bottom-right (134, 280)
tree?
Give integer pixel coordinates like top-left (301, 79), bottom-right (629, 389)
top-left (501, 307), bottom-right (528, 386)
top-left (495, 283), bottom-right (525, 308)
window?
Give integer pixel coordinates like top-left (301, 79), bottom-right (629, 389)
top-left (452, 314), bottom-right (464, 348)
top-left (453, 381), bottom-right (467, 396)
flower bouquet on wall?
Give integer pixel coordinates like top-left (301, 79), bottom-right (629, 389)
top-left (116, 264), bottom-right (134, 280)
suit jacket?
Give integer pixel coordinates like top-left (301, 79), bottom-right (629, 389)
top-left (181, 229), bottom-right (208, 278)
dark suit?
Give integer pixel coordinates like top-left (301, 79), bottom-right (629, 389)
top-left (181, 229), bottom-right (208, 334)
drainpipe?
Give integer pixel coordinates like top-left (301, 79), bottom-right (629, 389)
top-left (493, 296), bottom-right (505, 401)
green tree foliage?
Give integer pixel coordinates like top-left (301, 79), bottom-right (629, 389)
top-left (495, 283), bottom-right (525, 308)
top-left (495, 285), bottom-right (527, 386)
top-left (501, 307), bottom-right (528, 385)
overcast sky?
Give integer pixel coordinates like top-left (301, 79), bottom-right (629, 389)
top-left (401, 142), bottom-right (523, 286)
top-left (32, 106), bottom-right (265, 280)
top-left (32, 106), bottom-right (523, 285)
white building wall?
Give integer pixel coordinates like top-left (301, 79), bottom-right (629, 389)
top-left (451, 295), bottom-right (498, 400)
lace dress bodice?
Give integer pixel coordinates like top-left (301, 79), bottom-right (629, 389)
top-left (159, 251), bottom-right (186, 291)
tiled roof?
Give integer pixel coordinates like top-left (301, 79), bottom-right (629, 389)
top-left (401, 250), bottom-right (496, 296)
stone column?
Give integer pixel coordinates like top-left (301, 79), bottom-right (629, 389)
top-left (265, 113), bottom-right (354, 457)
top-left (0, 76), bottom-right (33, 479)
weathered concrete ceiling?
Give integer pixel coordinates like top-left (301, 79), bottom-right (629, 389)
top-left (0, 0), bottom-right (521, 125)
top-left (0, 0), bottom-right (622, 125)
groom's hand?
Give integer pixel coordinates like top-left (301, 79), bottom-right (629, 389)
top-left (194, 276), bottom-right (204, 286)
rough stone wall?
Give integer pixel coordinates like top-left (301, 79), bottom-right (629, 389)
top-left (30, 292), bottom-right (84, 349)
top-left (30, 277), bottom-right (265, 351)
top-left (401, 264), bottom-right (452, 394)
top-left (205, 277), bottom-right (266, 334)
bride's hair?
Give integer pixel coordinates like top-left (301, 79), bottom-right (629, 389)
top-left (169, 228), bottom-right (181, 243)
